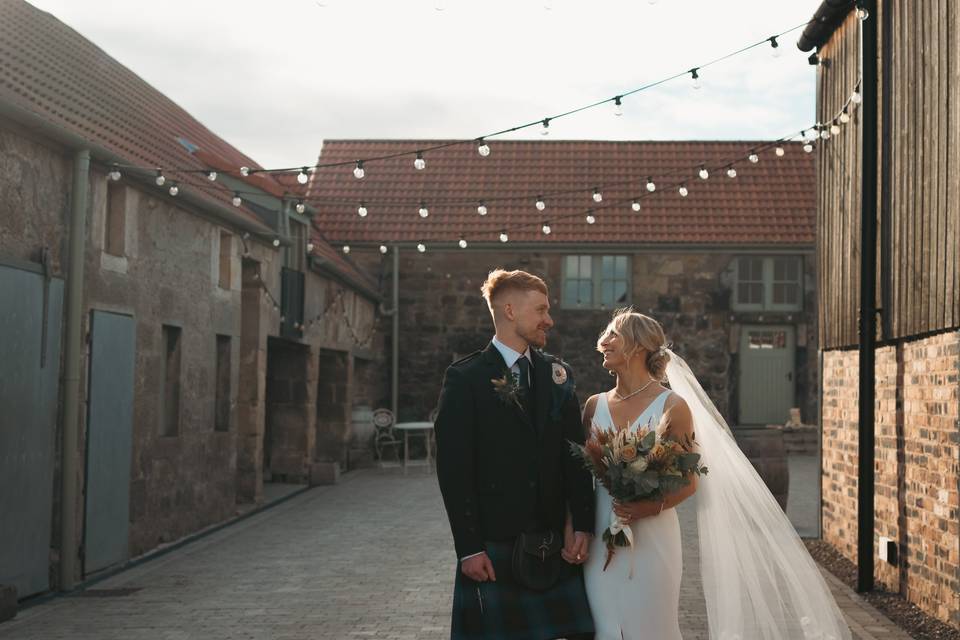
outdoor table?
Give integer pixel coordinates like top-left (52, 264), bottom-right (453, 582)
top-left (394, 421), bottom-right (434, 473)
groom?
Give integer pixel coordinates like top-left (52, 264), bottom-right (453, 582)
top-left (434, 268), bottom-right (595, 640)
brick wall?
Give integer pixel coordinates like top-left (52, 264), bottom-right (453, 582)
top-left (821, 331), bottom-right (960, 628)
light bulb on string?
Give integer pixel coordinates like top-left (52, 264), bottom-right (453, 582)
top-left (418, 202), bottom-right (429, 218)
top-left (353, 160), bottom-right (365, 179)
top-left (240, 166), bottom-right (250, 177)
top-left (535, 196), bottom-right (546, 211)
top-left (820, 126), bottom-right (831, 140)
top-left (108, 165), bottom-right (122, 181)
top-left (342, 245), bottom-right (351, 254)
top-left (631, 200), bottom-right (641, 212)
top-left (358, 203), bottom-right (368, 217)
top-left (414, 151), bottom-right (426, 171)
top-left (856, 3), bottom-right (869, 20)
top-left (540, 118), bottom-right (551, 136)
top-left (477, 139), bottom-right (490, 157)
top-left (168, 183), bottom-right (179, 196)
top-left (830, 120), bottom-right (841, 135)
top-left (678, 184), bottom-right (689, 197)
top-left (297, 167), bottom-right (309, 184)
top-left (379, 245), bottom-right (388, 254)
top-left (232, 193), bottom-right (242, 207)
top-left (839, 109), bottom-right (851, 124)
top-left (458, 237), bottom-right (468, 249)
top-left (646, 177), bottom-right (656, 192)
top-left (155, 169), bottom-right (166, 186)
top-left (749, 151), bottom-right (759, 163)
top-left (542, 221), bottom-right (552, 235)
top-left (726, 166), bottom-right (738, 178)
top-left (206, 170), bottom-right (217, 181)
top-left (803, 141), bottom-right (815, 153)
top-left (851, 90), bottom-right (863, 104)
top-left (499, 230), bottom-right (509, 243)
top-left (306, 242), bottom-right (315, 253)
top-left (417, 242), bottom-right (426, 253)
top-left (296, 200), bottom-right (306, 214)
top-left (585, 212), bottom-right (596, 225)
top-left (690, 68), bottom-right (701, 90)
top-left (769, 35), bottom-right (781, 58)
top-left (477, 201), bottom-right (488, 216)
top-left (699, 165), bottom-right (709, 180)
top-left (273, 237), bottom-right (281, 247)
top-left (775, 146), bottom-right (786, 157)
top-left (614, 96), bottom-right (623, 117)
top-left (592, 188), bottom-right (603, 203)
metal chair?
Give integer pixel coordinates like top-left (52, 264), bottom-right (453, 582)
top-left (372, 408), bottom-right (401, 466)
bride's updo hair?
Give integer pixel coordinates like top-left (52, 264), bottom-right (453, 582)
top-left (598, 308), bottom-right (671, 380)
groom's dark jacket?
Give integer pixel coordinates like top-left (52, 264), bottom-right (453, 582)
top-left (434, 342), bottom-right (595, 559)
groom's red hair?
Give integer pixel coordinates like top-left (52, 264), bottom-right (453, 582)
top-left (481, 269), bottom-right (547, 308)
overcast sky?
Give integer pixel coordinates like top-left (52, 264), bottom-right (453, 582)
top-left (29, 0), bottom-right (820, 169)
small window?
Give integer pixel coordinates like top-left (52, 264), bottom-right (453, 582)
top-left (732, 256), bottom-right (803, 312)
top-left (218, 231), bottom-right (232, 289)
top-left (160, 325), bottom-right (182, 437)
top-left (105, 181), bottom-right (126, 257)
top-left (214, 335), bottom-right (231, 432)
top-left (562, 255), bottom-right (631, 309)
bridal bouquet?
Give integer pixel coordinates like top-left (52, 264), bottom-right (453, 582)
top-left (570, 416), bottom-right (707, 571)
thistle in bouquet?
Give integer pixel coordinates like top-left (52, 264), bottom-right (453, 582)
top-left (569, 413), bottom-right (708, 571)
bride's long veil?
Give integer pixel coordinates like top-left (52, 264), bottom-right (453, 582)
top-left (664, 349), bottom-right (851, 640)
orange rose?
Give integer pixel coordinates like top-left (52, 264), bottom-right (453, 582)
top-left (621, 444), bottom-right (638, 462)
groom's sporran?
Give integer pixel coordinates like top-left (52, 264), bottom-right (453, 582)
top-left (434, 269), bottom-right (596, 640)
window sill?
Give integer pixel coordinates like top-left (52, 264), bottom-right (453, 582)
top-left (100, 252), bottom-right (128, 274)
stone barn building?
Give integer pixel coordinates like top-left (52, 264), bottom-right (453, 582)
top-left (304, 139), bottom-right (817, 430)
top-left (0, 0), bottom-right (387, 599)
top-left (800, 0), bottom-right (959, 629)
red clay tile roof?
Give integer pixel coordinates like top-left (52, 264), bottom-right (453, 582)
top-left (0, 0), bottom-right (280, 225)
top-left (307, 139), bottom-right (815, 246)
top-left (0, 1), bottom-right (375, 290)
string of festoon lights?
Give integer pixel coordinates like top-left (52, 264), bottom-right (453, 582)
top-left (250, 267), bottom-right (376, 345)
top-left (332, 79), bottom-right (863, 255)
top-left (105, 17), bottom-right (825, 198)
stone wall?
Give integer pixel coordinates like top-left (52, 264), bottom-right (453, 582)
top-left (350, 246), bottom-right (818, 426)
top-left (0, 121), bottom-right (388, 586)
top-left (821, 332), bottom-right (960, 628)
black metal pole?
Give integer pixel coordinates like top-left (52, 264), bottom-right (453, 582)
top-left (857, 0), bottom-right (879, 593)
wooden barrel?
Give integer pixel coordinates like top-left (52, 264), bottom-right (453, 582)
top-left (733, 427), bottom-right (790, 511)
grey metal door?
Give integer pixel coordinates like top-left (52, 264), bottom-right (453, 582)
top-left (83, 310), bottom-right (136, 574)
top-left (0, 263), bottom-right (63, 597)
top-left (738, 325), bottom-right (796, 425)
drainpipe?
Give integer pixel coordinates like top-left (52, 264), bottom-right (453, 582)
top-left (391, 247), bottom-right (399, 417)
top-left (60, 148), bottom-right (90, 590)
top-left (857, 0), bottom-right (879, 593)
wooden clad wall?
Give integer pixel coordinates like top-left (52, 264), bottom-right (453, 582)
top-left (818, 1), bottom-right (960, 349)
top-left (817, 16), bottom-right (863, 349)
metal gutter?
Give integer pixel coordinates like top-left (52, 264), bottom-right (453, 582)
top-left (797, 0), bottom-right (856, 52)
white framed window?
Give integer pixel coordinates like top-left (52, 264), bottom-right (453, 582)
top-left (732, 256), bottom-right (803, 311)
top-left (562, 255), bottom-right (631, 309)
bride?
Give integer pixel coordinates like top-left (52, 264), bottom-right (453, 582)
top-left (568, 309), bottom-right (851, 640)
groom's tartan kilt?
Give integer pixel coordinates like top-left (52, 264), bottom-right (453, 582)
top-left (451, 540), bottom-right (594, 640)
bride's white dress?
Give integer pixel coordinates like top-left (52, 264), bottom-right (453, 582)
top-left (584, 389), bottom-right (683, 640)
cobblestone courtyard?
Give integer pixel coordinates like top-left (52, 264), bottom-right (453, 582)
top-left (0, 461), bottom-right (911, 640)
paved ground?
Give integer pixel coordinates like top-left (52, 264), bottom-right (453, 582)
top-left (0, 463), bottom-right (912, 640)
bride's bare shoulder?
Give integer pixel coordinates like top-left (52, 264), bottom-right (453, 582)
top-left (581, 393), bottom-right (602, 425)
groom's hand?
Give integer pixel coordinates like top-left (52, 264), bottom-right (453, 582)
top-left (561, 532), bottom-right (591, 565)
top-left (461, 553), bottom-right (496, 582)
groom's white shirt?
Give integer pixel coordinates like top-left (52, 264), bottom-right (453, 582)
top-left (491, 335), bottom-right (534, 386)
top-left (460, 336), bottom-right (534, 562)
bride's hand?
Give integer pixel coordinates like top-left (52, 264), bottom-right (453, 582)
top-left (613, 498), bottom-right (664, 523)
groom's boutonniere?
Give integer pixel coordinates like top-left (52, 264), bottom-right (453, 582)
top-left (491, 370), bottom-right (524, 409)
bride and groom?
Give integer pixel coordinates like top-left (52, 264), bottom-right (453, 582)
top-left (434, 269), bottom-right (851, 640)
